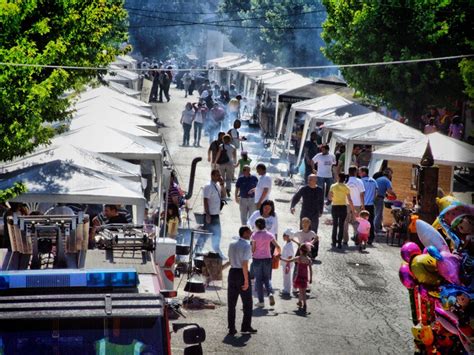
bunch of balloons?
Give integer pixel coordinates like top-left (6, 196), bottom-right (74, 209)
top-left (399, 198), bottom-right (474, 354)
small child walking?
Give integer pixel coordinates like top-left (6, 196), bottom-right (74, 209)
top-left (280, 229), bottom-right (295, 297)
top-left (235, 151), bottom-right (252, 176)
top-left (282, 243), bottom-right (313, 312)
top-left (356, 210), bottom-right (371, 252)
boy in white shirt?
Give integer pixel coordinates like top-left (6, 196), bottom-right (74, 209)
top-left (280, 229), bottom-right (295, 297)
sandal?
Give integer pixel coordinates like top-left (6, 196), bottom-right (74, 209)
top-left (296, 301), bottom-right (302, 308)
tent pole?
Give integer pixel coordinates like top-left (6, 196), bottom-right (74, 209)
top-left (284, 110), bottom-right (296, 154)
top-left (345, 141), bottom-right (354, 174)
top-left (296, 117), bottom-right (311, 168)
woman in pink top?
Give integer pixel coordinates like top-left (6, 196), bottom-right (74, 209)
top-left (251, 217), bottom-right (281, 307)
top-left (356, 210), bottom-right (371, 252)
top-left (448, 115), bottom-right (464, 140)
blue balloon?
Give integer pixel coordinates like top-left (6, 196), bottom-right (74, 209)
top-left (427, 245), bottom-right (443, 261)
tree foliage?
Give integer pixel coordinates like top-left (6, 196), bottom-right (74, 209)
top-left (219, 0), bottom-right (331, 73)
top-left (322, 0), bottom-right (473, 121)
top-left (0, 0), bottom-right (129, 197)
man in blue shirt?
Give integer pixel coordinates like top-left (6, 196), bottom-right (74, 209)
top-left (374, 168), bottom-right (397, 233)
top-left (235, 165), bottom-right (258, 224)
top-left (359, 167), bottom-right (377, 244)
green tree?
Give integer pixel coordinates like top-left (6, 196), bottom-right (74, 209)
top-left (0, 0), bottom-right (129, 200)
top-left (322, 0), bottom-right (473, 125)
top-left (219, 0), bottom-right (330, 73)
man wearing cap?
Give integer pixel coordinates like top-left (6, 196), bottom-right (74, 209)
top-left (227, 226), bottom-right (256, 335)
top-left (235, 165), bottom-right (258, 225)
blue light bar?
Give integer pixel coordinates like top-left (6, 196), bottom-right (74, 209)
top-left (0, 268), bottom-right (139, 290)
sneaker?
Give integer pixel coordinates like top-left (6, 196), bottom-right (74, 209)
top-left (359, 245), bottom-right (363, 253)
top-left (343, 242), bottom-right (348, 246)
top-left (331, 242), bottom-right (336, 247)
top-left (269, 294), bottom-right (275, 306)
top-left (337, 244), bottom-right (342, 249)
top-left (241, 327), bottom-right (257, 334)
top-left (228, 329), bottom-right (237, 336)
top-left (255, 302), bottom-right (264, 308)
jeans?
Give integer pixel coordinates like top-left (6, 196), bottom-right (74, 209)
top-left (182, 123), bottom-right (192, 145)
top-left (253, 258), bottom-right (273, 303)
top-left (195, 215), bottom-right (224, 258)
top-left (239, 197), bottom-right (256, 225)
top-left (365, 205), bottom-right (375, 243)
top-left (374, 196), bottom-right (384, 232)
top-left (331, 205), bottom-right (347, 245)
top-left (193, 122), bottom-right (203, 146)
top-left (317, 176), bottom-right (333, 198)
top-left (227, 268), bottom-right (253, 331)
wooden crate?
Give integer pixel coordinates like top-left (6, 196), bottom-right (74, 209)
top-left (382, 162), bottom-right (453, 226)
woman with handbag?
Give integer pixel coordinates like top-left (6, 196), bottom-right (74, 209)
top-left (251, 217), bottom-right (281, 308)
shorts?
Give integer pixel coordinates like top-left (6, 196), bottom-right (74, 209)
top-left (358, 233), bottom-right (369, 243)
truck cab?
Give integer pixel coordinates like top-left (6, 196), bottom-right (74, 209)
top-left (0, 213), bottom-right (187, 355)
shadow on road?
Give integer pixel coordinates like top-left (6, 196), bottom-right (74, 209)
top-left (222, 334), bottom-right (251, 347)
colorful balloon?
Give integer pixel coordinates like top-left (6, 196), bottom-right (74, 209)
top-left (416, 220), bottom-right (449, 251)
top-left (401, 242), bottom-right (421, 263)
top-left (410, 254), bottom-right (442, 286)
top-left (399, 263), bottom-right (416, 289)
top-left (437, 251), bottom-right (462, 285)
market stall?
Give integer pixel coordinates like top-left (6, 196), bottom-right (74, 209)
top-left (0, 160), bottom-right (146, 223)
top-left (0, 145), bottom-right (142, 182)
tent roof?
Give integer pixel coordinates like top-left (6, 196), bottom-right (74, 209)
top-left (290, 94), bottom-right (371, 122)
top-left (52, 127), bottom-right (163, 160)
top-left (246, 67), bottom-right (287, 80)
top-left (0, 160), bottom-right (145, 206)
top-left (70, 120), bottom-right (157, 139)
top-left (278, 81), bottom-right (355, 103)
top-left (76, 96), bottom-right (153, 119)
top-left (372, 132), bottom-right (474, 167)
top-left (261, 72), bottom-right (301, 86)
top-left (217, 57), bottom-right (249, 69)
top-left (265, 77), bottom-right (314, 94)
top-left (207, 55), bottom-right (241, 65)
top-left (78, 86), bottom-right (151, 108)
top-left (231, 61), bottom-right (264, 72)
top-left (107, 81), bottom-right (141, 97)
top-left (0, 145), bottom-right (141, 180)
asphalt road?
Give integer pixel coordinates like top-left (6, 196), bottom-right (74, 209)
top-left (155, 87), bottom-right (413, 354)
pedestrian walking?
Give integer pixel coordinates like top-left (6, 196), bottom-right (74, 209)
top-left (311, 144), bottom-right (336, 200)
top-left (208, 103), bottom-right (225, 143)
top-left (344, 166), bottom-right (365, 245)
top-left (356, 210), bottom-right (371, 252)
top-left (235, 165), bottom-right (258, 225)
top-left (247, 200), bottom-right (278, 239)
top-left (181, 71), bottom-right (192, 98)
top-left (374, 168), bottom-right (397, 234)
top-left (180, 102), bottom-right (194, 146)
top-left (281, 243), bottom-right (312, 313)
top-left (303, 132), bottom-right (320, 181)
top-left (227, 226), bottom-right (256, 335)
top-left (290, 174), bottom-right (324, 257)
top-left (195, 169), bottom-right (226, 259)
top-left (208, 132), bottom-right (225, 170)
top-left (251, 164), bottom-right (272, 209)
top-left (192, 102), bottom-right (207, 147)
top-left (329, 173), bottom-right (356, 249)
top-left (280, 229), bottom-right (295, 297)
top-left (448, 115), bottom-right (464, 140)
top-left (359, 166), bottom-right (377, 244)
top-left (292, 217), bottom-right (318, 259)
top-left (228, 119), bottom-right (244, 151)
top-left (251, 217), bottom-right (281, 308)
top-left (235, 151), bottom-right (252, 177)
top-left (158, 69), bottom-right (171, 102)
top-left (214, 134), bottom-right (237, 197)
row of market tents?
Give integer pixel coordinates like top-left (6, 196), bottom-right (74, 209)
top-left (0, 84), bottom-right (165, 223)
top-left (208, 54), bottom-right (474, 205)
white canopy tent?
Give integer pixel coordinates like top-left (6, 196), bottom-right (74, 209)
top-left (323, 112), bottom-right (424, 173)
top-left (78, 86), bottom-right (152, 109)
top-left (231, 61), bottom-right (264, 95)
top-left (0, 160), bottom-right (146, 223)
top-left (285, 94), bottom-right (371, 165)
top-left (70, 119), bottom-right (158, 141)
top-left (76, 98), bottom-right (154, 120)
top-left (207, 54), bottom-right (242, 83)
top-left (73, 106), bottom-right (158, 132)
top-left (0, 145), bottom-right (142, 181)
top-left (372, 132), bottom-right (474, 167)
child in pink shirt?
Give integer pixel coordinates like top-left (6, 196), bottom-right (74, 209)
top-left (356, 210), bottom-right (371, 252)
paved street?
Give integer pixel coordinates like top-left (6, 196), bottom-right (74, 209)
top-left (158, 87), bottom-right (413, 354)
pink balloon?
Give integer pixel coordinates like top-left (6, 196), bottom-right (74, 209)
top-left (401, 242), bottom-right (421, 263)
top-left (437, 252), bottom-right (462, 285)
top-left (399, 263), bottom-right (416, 289)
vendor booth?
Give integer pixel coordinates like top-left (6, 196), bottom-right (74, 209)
top-left (231, 60), bottom-right (264, 94)
top-left (0, 160), bottom-right (146, 223)
top-left (207, 54), bottom-right (242, 84)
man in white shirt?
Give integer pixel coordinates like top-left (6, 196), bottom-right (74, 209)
top-left (251, 163), bottom-right (272, 209)
top-left (311, 144), bottom-right (336, 200)
top-left (196, 169), bottom-right (227, 259)
top-left (343, 166), bottom-right (365, 245)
